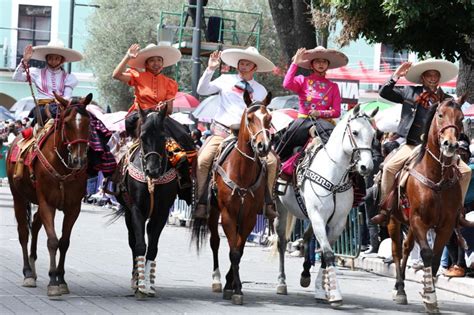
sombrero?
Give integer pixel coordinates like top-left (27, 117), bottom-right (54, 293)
top-left (299, 46), bottom-right (348, 70)
top-left (127, 43), bottom-right (181, 69)
top-left (405, 59), bottom-right (458, 84)
top-left (31, 40), bottom-right (83, 63)
top-left (220, 46), bottom-right (275, 73)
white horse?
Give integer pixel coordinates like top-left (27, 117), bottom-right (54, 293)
top-left (274, 105), bottom-right (377, 306)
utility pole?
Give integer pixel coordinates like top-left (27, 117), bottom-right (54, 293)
top-left (67, 0), bottom-right (75, 73)
top-left (191, 0), bottom-right (203, 98)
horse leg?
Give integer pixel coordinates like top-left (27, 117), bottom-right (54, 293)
top-left (142, 207), bottom-right (168, 297)
top-left (130, 204), bottom-right (147, 299)
top-left (209, 207), bottom-right (222, 293)
top-left (275, 200), bottom-right (288, 295)
top-left (229, 240), bottom-right (247, 305)
top-left (387, 218), bottom-right (407, 304)
top-left (300, 224), bottom-right (313, 288)
top-left (412, 219), bottom-right (439, 313)
top-left (401, 228), bottom-right (415, 282)
top-left (56, 206), bottom-right (81, 295)
top-left (13, 195), bottom-right (35, 287)
top-left (310, 212), bottom-right (342, 307)
top-left (123, 207), bottom-right (138, 290)
top-left (29, 210), bottom-right (42, 283)
top-left (37, 202), bottom-right (61, 297)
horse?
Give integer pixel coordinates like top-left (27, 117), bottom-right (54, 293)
top-left (7, 93), bottom-right (92, 297)
top-left (192, 91), bottom-right (272, 305)
top-left (273, 105), bottom-right (377, 306)
top-left (388, 97), bottom-right (465, 313)
top-left (114, 104), bottom-right (179, 299)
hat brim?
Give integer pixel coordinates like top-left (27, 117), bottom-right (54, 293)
top-left (127, 46), bottom-right (181, 69)
top-left (221, 49), bottom-right (275, 73)
top-left (31, 46), bottom-right (83, 63)
top-left (299, 49), bottom-right (348, 70)
top-left (405, 60), bottom-right (458, 84)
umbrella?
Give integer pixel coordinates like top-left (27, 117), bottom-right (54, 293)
top-left (170, 112), bottom-right (195, 125)
top-left (268, 95), bottom-right (299, 110)
top-left (0, 106), bottom-right (16, 121)
top-left (173, 92), bottom-right (200, 110)
top-left (192, 95), bottom-right (220, 122)
top-left (10, 96), bottom-right (35, 112)
top-left (98, 111), bottom-right (128, 132)
top-left (86, 104), bottom-right (106, 117)
top-left (270, 108), bottom-right (298, 132)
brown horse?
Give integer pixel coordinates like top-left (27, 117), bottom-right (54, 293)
top-left (388, 97), bottom-right (465, 313)
top-left (7, 93), bottom-right (92, 297)
top-left (193, 91), bottom-right (272, 305)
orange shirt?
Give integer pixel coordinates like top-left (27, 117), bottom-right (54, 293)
top-left (127, 69), bottom-right (178, 112)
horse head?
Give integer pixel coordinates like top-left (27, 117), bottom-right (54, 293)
top-left (432, 97), bottom-right (465, 158)
top-left (242, 90), bottom-right (272, 157)
top-left (343, 104), bottom-right (377, 176)
top-left (54, 92), bottom-right (92, 169)
top-left (137, 104), bottom-right (167, 178)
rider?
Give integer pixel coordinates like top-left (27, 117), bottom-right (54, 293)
top-left (276, 46), bottom-right (347, 162)
top-left (194, 47), bottom-right (279, 220)
top-left (371, 59), bottom-right (472, 224)
top-left (112, 43), bottom-right (195, 204)
top-left (12, 40), bottom-right (116, 177)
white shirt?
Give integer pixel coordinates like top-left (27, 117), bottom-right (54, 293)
top-left (197, 69), bottom-right (268, 127)
top-left (12, 62), bottom-right (78, 99)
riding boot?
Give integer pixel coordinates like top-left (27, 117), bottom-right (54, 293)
top-left (370, 209), bottom-right (390, 226)
top-left (258, 187), bottom-right (278, 220)
top-left (176, 156), bottom-right (193, 205)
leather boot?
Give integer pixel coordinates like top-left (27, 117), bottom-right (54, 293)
top-left (194, 203), bottom-right (208, 219)
top-left (176, 156), bottom-right (192, 189)
top-left (370, 209), bottom-right (390, 226)
top-left (264, 203), bottom-right (278, 220)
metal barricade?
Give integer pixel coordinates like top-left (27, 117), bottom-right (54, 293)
top-left (333, 207), bottom-right (362, 259)
top-left (248, 214), bottom-right (267, 244)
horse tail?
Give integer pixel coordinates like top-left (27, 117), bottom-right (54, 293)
top-left (191, 218), bottom-right (209, 252)
top-left (105, 204), bottom-right (128, 225)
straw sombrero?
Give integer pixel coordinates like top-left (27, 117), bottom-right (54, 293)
top-left (405, 59), bottom-right (458, 84)
top-left (31, 39), bottom-right (83, 63)
top-left (127, 43), bottom-right (181, 69)
top-left (221, 47), bottom-right (275, 73)
top-left (299, 46), bottom-right (348, 70)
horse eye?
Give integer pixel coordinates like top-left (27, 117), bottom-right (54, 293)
top-left (438, 113), bottom-right (443, 119)
top-left (352, 130), bottom-right (359, 137)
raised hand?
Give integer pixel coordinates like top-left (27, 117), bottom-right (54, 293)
top-left (208, 50), bottom-right (222, 70)
top-left (292, 48), bottom-right (307, 65)
top-left (23, 44), bottom-right (33, 62)
top-left (394, 62), bottom-right (412, 78)
top-left (127, 44), bottom-right (140, 59)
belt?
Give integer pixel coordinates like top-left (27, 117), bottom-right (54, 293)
top-left (37, 99), bottom-right (55, 106)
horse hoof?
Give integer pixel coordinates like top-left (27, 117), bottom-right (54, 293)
top-left (22, 277), bottom-right (36, 287)
top-left (276, 284), bottom-right (287, 295)
top-left (424, 303), bottom-right (439, 314)
top-left (232, 294), bottom-right (244, 305)
top-left (392, 291), bottom-right (407, 305)
top-left (135, 290), bottom-right (148, 300)
top-left (212, 283), bottom-right (222, 293)
top-left (59, 284), bottom-right (70, 294)
top-left (223, 289), bottom-right (233, 300)
top-left (300, 276), bottom-right (311, 288)
top-left (47, 285), bottom-right (62, 298)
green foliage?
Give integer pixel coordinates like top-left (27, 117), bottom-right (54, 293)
top-left (325, 0), bottom-right (472, 61)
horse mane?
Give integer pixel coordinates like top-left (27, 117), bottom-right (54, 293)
top-left (415, 98), bottom-right (458, 164)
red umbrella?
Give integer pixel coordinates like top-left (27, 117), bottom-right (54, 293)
top-left (173, 92), bottom-right (200, 110)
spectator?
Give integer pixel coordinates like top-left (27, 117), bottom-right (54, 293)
top-left (191, 129), bottom-right (203, 149)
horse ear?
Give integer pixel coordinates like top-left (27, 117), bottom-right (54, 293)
top-left (53, 91), bottom-right (68, 107)
top-left (352, 104), bottom-right (360, 116)
top-left (137, 104), bottom-right (145, 121)
top-left (457, 93), bottom-right (468, 106)
top-left (243, 90), bottom-right (252, 107)
top-left (82, 93), bottom-right (93, 106)
top-left (370, 106), bottom-right (379, 118)
top-left (262, 92), bottom-right (272, 106)
top-left (159, 103), bottom-right (167, 122)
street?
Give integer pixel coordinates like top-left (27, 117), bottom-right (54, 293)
top-left (0, 186), bottom-right (473, 314)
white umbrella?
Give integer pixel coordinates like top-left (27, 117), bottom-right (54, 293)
top-left (10, 96), bottom-right (35, 112)
top-left (374, 105), bottom-right (401, 133)
top-left (170, 112), bottom-right (195, 125)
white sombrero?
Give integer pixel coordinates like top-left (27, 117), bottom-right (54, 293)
top-left (299, 46), bottom-right (348, 70)
top-left (31, 39), bottom-right (83, 63)
top-left (221, 46), bottom-right (275, 73)
top-left (405, 59), bottom-right (458, 84)
top-left (127, 43), bottom-right (181, 69)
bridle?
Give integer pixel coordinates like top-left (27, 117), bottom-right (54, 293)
top-left (341, 112), bottom-right (374, 169)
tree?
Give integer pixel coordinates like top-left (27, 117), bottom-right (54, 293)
top-left (325, 0), bottom-right (473, 102)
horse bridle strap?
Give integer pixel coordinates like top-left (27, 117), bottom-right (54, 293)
top-left (215, 161), bottom-right (267, 199)
top-left (128, 161), bottom-right (177, 185)
top-left (301, 169), bottom-right (352, 194)
top-left (408, 167), bottom-right (460, 191)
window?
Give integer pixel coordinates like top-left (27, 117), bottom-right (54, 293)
top-left (380, 44), bottom-right (408, 71)
top-left (16, 5), bottom-right (51, 67)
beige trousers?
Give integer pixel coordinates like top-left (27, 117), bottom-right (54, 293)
top-left (381, 144), bottom-right (471, 205)
top-left (196, 135), bottom-right (278, 202)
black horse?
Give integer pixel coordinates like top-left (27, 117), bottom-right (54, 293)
top-left (114, 105), bottom-right (178, 299)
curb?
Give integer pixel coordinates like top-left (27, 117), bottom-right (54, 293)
top-left (346, 255), bottom-right (474, 298)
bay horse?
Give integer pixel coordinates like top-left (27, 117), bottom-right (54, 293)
top-left (7, 93), bottom-right (92, 297)
top-left (192, 91), bottom-right (272, 305)
top-left (273, 105), bottom-right (377, 306)
top-left (114, 104), bottom-right (179, 299)
top-left (388, 97), bottom-right (465, 313)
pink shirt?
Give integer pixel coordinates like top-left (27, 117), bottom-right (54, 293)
top-left (282, 63), bottom-right (341, 118)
